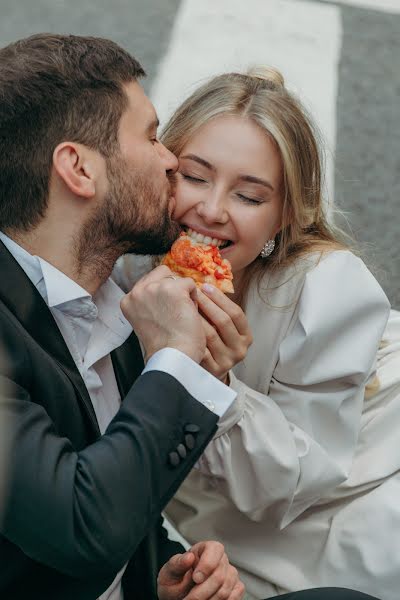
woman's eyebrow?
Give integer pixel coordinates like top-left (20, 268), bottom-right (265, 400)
top-left (180, 154), bottom-right (215, 171)
top-left (238, 174), bottom-right (274, 191)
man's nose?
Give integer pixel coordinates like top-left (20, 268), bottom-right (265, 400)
top-left (159, 142), bottom-right (179, 174)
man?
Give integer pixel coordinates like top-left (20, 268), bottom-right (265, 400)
top-left (0, 33), bottom-right (242, 600)
top-left (0, 33), bottom-right (380, 600)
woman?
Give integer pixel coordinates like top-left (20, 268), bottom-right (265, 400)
top-left (118, 67), bottom-right (399, 600)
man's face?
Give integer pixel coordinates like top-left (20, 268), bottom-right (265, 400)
top-left (84, 81), bottom-right (180, 257)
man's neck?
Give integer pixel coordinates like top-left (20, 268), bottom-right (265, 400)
top-left (5, 227), bottom-right (114, 297)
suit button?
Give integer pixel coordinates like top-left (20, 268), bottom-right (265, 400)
top-left (184, 434), bottom-right (195, 450)
top-left (184, 424), bottom-right (200, 434)
top-left (168, 451), bottom-right (180, 467)
top-left (177, 443), bottom-right (187, 459)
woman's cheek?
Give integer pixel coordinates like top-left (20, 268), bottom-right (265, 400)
top-left (178, 185), bottom-right (201, 208)
top-left (173, 184), bottom-right (188, 212)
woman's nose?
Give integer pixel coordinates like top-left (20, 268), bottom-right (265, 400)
top-left (195, 191), bottom-right (228, 224)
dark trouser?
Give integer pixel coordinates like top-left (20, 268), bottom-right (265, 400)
top-left (272, 589), bottom-right (380, 600)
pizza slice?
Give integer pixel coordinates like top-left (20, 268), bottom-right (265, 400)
top-left (162, 232), bottom-right (234, 293)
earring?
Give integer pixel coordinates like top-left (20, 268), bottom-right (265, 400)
top-left (260, 239), bottom-right (275, 258)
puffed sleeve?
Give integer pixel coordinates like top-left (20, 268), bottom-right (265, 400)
top-left (111, 255), bottom-right (153, 292)
top-left (196, 251), bottom-right (390, 528)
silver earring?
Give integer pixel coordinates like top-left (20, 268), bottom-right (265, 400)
top-left (260, 239), bottom-right (275, 258)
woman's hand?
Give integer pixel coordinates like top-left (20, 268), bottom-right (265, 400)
top-left (197, 284), bottom-right (253, 383)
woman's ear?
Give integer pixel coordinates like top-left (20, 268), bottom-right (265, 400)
top-left (52, 142), bottom-right (97, 198)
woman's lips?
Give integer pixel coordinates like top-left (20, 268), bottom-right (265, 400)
top-left (220, 242), bottom-right (235, 256)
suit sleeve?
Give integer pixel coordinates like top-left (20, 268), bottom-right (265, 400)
top-left (156, 516), bottom-right (186, 569)
top-left (0, 359), bottom-right (217, 579)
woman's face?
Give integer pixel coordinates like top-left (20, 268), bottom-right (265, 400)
top-left (173, 115), bottom-right (284, 279)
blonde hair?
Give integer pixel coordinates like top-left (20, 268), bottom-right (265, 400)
top-left (161, 67), bottom-right (349, 306)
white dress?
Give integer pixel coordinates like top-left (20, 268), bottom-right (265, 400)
top-left (161, 250), bottom-right (400, 600)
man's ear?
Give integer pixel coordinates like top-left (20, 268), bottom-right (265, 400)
top-left (52, 142), bottom-right (98, 198)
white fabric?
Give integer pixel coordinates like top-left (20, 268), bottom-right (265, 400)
top-left (0, 234), bottom-right (235, 600)
top-left (144, 348), bottom-right (236, 417)
top-left (165, 250), bottom-right (400, 600)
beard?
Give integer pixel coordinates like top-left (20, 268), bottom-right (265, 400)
top-left (75, 153), bottom-right (180, 277)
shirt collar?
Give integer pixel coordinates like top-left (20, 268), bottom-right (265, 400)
top-left (0, 232), bottom-right (92, 311)
top-left (0, 231), bottom-right (131, 337)
top-left (93, 277), bottom-right (132, 338)
top-left (0, 231), bottom-right (43, 288)
top-left (37, 257), bottom-right (91, 308)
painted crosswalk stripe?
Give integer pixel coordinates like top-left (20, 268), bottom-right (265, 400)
top-left (151, 0), bottom-right (342, 204)
top-left (320, 0), bottom-right (400, 14)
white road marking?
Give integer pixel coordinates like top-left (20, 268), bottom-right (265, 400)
top-left (150, 0), bottom-right (342, 206)
top-left (320, 0), bottom-right (400, 14)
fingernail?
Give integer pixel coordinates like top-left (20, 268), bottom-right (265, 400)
top-left (193, 571), bottom-right (205, 584)
top-left (202, 284), bottom-right (215, 294)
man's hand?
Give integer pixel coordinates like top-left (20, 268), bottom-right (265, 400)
top-left (120, 266), bottom-right (206, 364)
top-left (157, 541), bottom-right (245, 600)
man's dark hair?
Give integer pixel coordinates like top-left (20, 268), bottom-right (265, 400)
top-left (0, 33), bottom-right (145, 231)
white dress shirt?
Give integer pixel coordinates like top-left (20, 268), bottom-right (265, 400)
top-left (0, 232), bottom-right (235, 600)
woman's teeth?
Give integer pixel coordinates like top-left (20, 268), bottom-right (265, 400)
top-left (185, 227), bottom-right (230, 248)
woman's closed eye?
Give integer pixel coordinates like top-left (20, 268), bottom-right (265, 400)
top-left (236, 192), bottom-right (265, 205)
top-left (180, 172), bottom-right (207, 184)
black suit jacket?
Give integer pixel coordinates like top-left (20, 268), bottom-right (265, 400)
top-left (0, 241), bottom-right (219, 599)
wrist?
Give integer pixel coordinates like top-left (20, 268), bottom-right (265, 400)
top-left (167, 340), bottom-right (203, 364)
top-left (143, 342), bottom-right (203, 365)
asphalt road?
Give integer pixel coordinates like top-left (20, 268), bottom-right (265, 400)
top-left (0, 0), bottom-right (399, 306)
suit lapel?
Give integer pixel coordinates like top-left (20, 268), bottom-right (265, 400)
top-left (0, 241), bottom-right (99, 432)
